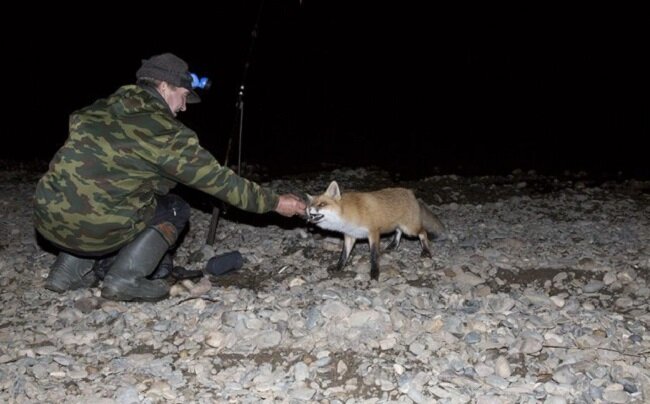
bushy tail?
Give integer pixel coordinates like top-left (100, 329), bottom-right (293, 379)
top-left (418, 199), bottom-right (446, 239)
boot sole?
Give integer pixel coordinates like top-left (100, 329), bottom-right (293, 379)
top-left (101, 286), bottom-right (169, 302)
top-left (101, 274), bottom-right (170, 302)
top-left (45, 277), bottom-right (98, 293)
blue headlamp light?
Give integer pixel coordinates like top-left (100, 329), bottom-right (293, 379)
top-left (191, 73), bottom-right (211, 90)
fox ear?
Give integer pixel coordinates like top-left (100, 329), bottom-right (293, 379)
top-left (326, 181), bottom-right (341, 200)
top-left (306, 194), bottom-right (313, 203)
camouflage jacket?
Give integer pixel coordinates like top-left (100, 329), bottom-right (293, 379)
top-left (34, 85), bottom-right (279, 253)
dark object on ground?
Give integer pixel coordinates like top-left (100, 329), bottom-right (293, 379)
top-left (171, 266), bottom-right (204, 280)
top-left (206, 251), bottom-right (244, 276)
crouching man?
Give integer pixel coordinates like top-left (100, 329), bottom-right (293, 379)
top-left (33, 53), bottom-right (305, 302)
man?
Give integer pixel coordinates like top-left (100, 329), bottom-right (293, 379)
top-left (34, 53), bottom-right (306, 302)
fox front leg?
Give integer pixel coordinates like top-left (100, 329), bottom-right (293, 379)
top-left (369, 245), bottom-right (381, 280)
top-left (331, 235), bottom-right (356, 272)
top-left (368, 232), bottom-right (381, 280)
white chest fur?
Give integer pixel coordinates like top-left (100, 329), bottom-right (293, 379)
top-left (317, 212), bottom-right (369, 239)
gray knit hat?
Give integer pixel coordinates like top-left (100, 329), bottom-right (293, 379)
top-left (136, 53), bottom-right (200, 103)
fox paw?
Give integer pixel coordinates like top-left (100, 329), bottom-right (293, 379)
top-left (328, 265), bottom-right (343, 273)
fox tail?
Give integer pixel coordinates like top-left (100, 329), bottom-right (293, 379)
top-left (418, 199), bottom-right (446, 239)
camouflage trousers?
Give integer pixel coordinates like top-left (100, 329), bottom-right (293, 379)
top-left (50, 194), bottom-right (191, 279)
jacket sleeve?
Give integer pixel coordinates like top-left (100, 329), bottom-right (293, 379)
top-left (156, 125), bottom-right (279, 214)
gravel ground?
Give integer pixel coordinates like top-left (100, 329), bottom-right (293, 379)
top-left (1, 161), bottom-right (650, 403)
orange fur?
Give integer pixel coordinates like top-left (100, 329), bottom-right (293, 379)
top-left (307, 181), bottom-right (445, 280)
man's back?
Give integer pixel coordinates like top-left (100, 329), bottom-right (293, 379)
top-left (33, 85), bottom-right (176, 252)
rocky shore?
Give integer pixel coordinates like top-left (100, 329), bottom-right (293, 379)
top-left (1, 163), bottom-right (649, 403)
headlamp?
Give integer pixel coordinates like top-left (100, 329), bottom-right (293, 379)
top-left (190, 73), bottom-right (211, 90)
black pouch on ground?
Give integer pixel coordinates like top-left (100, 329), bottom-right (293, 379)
top-left (206, 251), bottom-right (244, 276)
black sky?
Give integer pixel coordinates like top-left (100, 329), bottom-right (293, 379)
top-left (9, 3), bottom-right (649, 179)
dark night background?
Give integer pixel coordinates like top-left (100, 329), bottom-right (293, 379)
top-left (7, 3), bottom-right (649, 179)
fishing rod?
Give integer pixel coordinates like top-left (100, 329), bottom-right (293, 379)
top-left (206, 0), bottom-right (267, 246)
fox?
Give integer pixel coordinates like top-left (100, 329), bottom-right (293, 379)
top-left (306, 181), bottom-right (445, 280)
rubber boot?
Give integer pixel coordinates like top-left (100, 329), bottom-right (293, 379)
top-left (101, 222), bottom-right (177, 302)
top-left (148, 253), bottom-right (173, 280)
top-left (45, 252), bottom-right (98, 293)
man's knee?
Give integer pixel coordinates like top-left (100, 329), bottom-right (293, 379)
top-left (169, 195), bottom-right (191, 226)
top-left (154, 194), bottom-right (190, 231)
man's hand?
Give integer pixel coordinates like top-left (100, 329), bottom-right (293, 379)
top-left (275, 194), bottom-right (307, 217)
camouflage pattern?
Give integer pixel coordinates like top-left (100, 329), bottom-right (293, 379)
top-left (34, 85), bottom-right (279, 253)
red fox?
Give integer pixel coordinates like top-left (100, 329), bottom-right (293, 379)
top-left (306, 181), bottom-right (445, 280)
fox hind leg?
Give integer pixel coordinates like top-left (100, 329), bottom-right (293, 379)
top-left (418, 231), bottom-right (433, 258)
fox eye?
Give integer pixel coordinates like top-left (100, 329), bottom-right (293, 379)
top-left (318, 202), bottom-right (326, 208)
